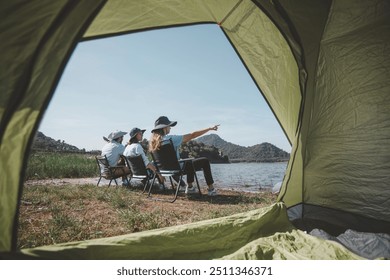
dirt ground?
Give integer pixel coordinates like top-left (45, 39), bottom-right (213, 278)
top-left (24, 177), bottom-right (278, 212)
top-left (19, 177), bottom-right (279, 249)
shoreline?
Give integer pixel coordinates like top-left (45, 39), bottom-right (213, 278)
top-left (24, 177), bottom-right (278, 193)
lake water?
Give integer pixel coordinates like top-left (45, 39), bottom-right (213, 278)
top-left (196, 162), bottom-right (288, 193)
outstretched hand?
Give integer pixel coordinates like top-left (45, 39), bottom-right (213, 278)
top-left (210, 124), bottom-right (220, 131)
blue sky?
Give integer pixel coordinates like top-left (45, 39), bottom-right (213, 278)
top-left (39, 24), bottom-right (291, 152)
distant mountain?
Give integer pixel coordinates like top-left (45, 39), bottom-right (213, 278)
top-left (31, 131), bottom-right (289, 163)
top-left (32, 131), bottom-right (85, 153)
top-left (196, 134), bottom-right (290, 162)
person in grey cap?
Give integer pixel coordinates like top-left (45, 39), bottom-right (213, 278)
top-left (101, 130), bottom-right (131, 186)
top-left (124, 127), bottom-right (165, 185)
top-left (149, 116), bottom-right (220, 196)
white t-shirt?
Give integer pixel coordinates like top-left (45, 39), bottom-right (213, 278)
top-left (101, 140), bottom-right (125, 168)
top-left (123, 143), bottom-right (150, 166)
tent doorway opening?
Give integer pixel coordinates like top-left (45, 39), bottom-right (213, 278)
top-left (39, 24), bottom-right (291, 156)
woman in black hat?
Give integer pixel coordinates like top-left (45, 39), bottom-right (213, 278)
top-left (149, 116), bottom-right (219, 196)
top-left (124, 127), bottom-right (165, 185)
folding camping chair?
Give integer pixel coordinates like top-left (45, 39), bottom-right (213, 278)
top-left (151, 139), bottom-right (202, 202)
top-left (120, 155), bottom-right (158, 194)
top-left (95, 155), bottom-right (129, 187)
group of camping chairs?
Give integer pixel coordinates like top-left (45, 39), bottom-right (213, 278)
top-left (95, 139), bottom-right (202, 202)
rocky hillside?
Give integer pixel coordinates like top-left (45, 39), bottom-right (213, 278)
top-left (196, 134), bottom-right (290, 162)
top-left (179, 140), bottom-right (229, 163)
top-left (139, 139), bottom-right (229, 163)
top-left (32, 132), bottom-right (85, 153)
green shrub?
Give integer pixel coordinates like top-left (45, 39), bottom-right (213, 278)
top-left (25, 152), bottom-right (98, 180)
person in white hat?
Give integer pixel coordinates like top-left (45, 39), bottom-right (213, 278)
top-left (149, 116), bottom-right (220, 196)
top-left (123, 127), bottom-right (165, 186)
top-left (101, 130), bottom-right (131, 186)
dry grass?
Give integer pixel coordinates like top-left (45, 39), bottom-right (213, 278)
top-left (18, 181), bottom-right (277, 250)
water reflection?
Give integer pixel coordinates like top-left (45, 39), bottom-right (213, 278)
top-left (196, 162), bottom-right (288, 192)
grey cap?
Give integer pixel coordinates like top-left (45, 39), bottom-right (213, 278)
top-left (107, 130), bottom-right (127, 141)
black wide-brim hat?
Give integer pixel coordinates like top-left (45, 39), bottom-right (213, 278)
top-left (130, 127), bottom-right (146, 140)
top-left (151, 116), bottom-right (177, 132)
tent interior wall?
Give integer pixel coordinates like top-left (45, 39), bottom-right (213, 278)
top-left (0, 0), bottom-right (389, 259)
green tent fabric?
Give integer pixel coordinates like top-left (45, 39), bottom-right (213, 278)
top-left (1, 0), bottom-right (389, 259)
